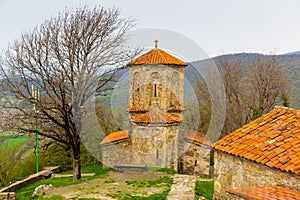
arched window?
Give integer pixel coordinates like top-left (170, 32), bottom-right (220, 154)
top-left (151, 72), bottom-right (160, 97)
top-left (133, 72), bottom-right (139, 90)
top-left (172, 72), bottom-right (180, 103)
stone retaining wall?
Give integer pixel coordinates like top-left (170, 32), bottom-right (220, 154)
top-left (0, 166), bottom-right (61, 193)
top-left (0, 192), bottom-right (15, 200)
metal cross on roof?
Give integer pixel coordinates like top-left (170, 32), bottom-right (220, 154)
top-left (154, 39), bottom-right (158, 48)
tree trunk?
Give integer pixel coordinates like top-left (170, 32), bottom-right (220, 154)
top-left (72, 145), bottom-right (81, 180)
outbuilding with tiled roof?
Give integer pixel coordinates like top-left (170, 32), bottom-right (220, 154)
top-left (213, 106), bottom-right (300, 199)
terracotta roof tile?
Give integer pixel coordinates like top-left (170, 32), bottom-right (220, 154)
top-left (227, 186), bottom-right (300, 200)
top-left (100, 131), bottom-right (128, 145)
top-left (214, 106), bottom-right (300, 175)
top-left (127, 105), bottom-right (146, 113)
top-left (183, 130), bottom-right (211, 146)
top-left (167, 104), bottom-right (186, 112)
top-left (132, 108), bottom-right (182, 124)
top-left (128, 48), bottom-right (187, 66)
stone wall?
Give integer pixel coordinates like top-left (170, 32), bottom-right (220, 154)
top-left (179, 141), bottom-right (212, 177)
top-left (0, 167), bottom-right (61, 193)
top-left (0, 192), bottom-right (15, 200)
top-left (129, 64), bottom-right (185, 113)
top-left (214, 150), bottom-right (300, 199)
top-left (101, 139), bottom-right (132, 167)
top-left (101, 124), bottom-right (180, 170)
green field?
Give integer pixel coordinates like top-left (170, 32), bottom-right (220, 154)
top-left (0, 134), bottom-right (28, 147)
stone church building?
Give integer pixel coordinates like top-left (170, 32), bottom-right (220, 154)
top-left (213, 106), bottom-right (300, 199)
top-left (100, 41), bottom-right (212, 176)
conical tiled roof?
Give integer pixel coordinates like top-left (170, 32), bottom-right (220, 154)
top-left (128, 46), bottom-right (187, 66)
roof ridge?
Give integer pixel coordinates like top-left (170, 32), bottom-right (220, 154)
top-left (274, 105), bottom-right (300, 114)
top-left (156, 48), bottom-right (168, 63)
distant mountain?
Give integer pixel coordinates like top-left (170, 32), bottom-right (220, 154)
top-left (2, 52), bottom-right (300, 109)
top-left (284, 50), bottom-right (300, 55)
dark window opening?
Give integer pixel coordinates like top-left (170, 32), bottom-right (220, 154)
top-left (194, 160), bottom-right (197, 167)
top-left (156, 149), bottom-right (159, 160)
top-left (154, 84), bottom-right (157, 97)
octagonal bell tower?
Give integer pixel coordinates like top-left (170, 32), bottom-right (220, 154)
top-left (126, 41), bottom-right (187, 168)
top-left (127, 40), bottom-right (187, 117)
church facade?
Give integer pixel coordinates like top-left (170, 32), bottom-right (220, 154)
top-left (100, 41), bottom-right (212, 175)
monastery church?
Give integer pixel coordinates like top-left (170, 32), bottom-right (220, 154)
top-left (100, 42), bottom-right (300, 199)
top-left (100, 41), bottom-right (212, 176)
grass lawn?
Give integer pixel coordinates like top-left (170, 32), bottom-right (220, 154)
top-left (15, 166), bottom-right (113, 200)
top-left (15, 165), bottom-right (175, 200)
top-left (195, 180), bottom-right (214, 200)
top-left (107, 176), bottom-right (173, 200)
top-left (60, 165), bottom-right (108, 174)
top-left (146, 167), bottom-right (177, 175)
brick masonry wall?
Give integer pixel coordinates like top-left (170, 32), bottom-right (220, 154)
top-left (214, 150), bottom-right (300, 199)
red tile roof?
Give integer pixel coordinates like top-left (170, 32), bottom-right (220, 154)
top-left (167, 104), bottom-right (186, 112)
top-left (227, 186), bottom-right (300, 200)
top-left (214, 106), bottom-right (300, 175)
top-left (132, 108), bottom-right (182, 124)
top-left (128, 48), bottom-right (187, 66)
top-left (127, 105), bottom-right (146, 113)
top-left (184, 130), bottom-right (211, 146)
top-left (100, 131), bottom-right (128, 145)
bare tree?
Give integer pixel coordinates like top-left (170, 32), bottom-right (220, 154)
top-left (246, 55), bottom-right (288, 120)
top-left (218, 58), bottom-right (247, 134)
top-left (0, 6), bottom-right (139, 180)
top-left (193, 54), bottom-right (288, 138)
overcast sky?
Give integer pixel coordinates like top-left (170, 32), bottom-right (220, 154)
top-left (1, 0), bottom-right (300, 57)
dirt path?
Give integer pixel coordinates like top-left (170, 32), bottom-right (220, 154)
top-left (45, 171), bottom-right (170, 199)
